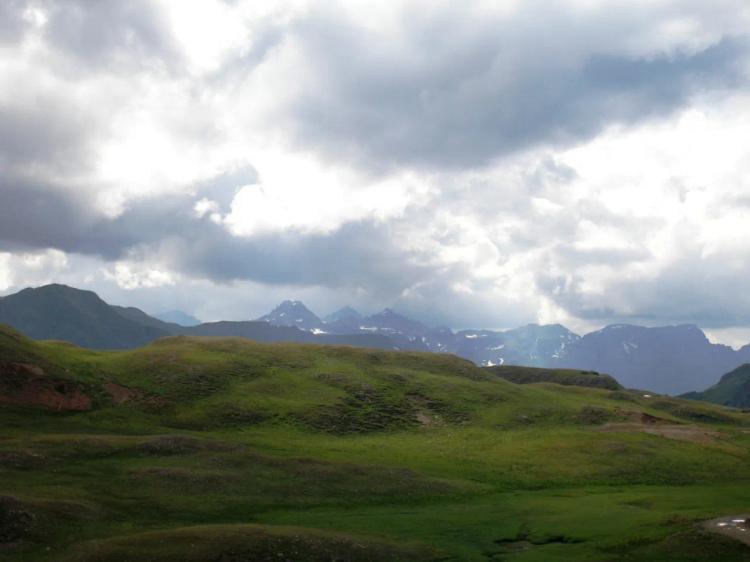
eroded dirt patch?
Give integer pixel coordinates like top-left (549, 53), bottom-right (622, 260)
top-left (104, 381), bottom-right (140, 404)
top-left (301, 381), bottom-right (470, 434)
top-left (0, 450), bottom-right (46, 470)
top-left (596, 422), bottom-right (720, 443)
top-left (0, 362), bottom-right (91, 411)
top-left (703, 514), bottom-right (750, 546)
top-left (612, 408), bottom-right (671, 425)
top-left (592, 407), bottom-right (722, 443)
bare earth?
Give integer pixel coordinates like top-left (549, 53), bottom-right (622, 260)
top-left (595, 423), bottom-right (720, 444)
top-left (704, 515), bottom-right (750, 546)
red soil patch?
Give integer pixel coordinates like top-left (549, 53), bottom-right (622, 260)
top-left (104, 381), bottom-right (140, 404)
top-left (596, 422), bottom-right (720, 443)
top-left (613, 407), bottom-right (670, 425)
top-left (0, 362), bottom-right (91, 412)
top-left (596, 408), bottom-right (719, 443)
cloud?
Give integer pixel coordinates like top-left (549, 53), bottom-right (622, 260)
top-left (1, 0), bottom-right (750, 337)
top-left (260, 0), bottom-right (750, 170)
top-left (0, 175), bottom-right (433, 299)
top-left (7, 0), bottom-right (179, 71)
top-left (48, 1), bottom-right (174, 64)
top-left (0, 0), bottom-right (28, 44)
top-left (539, 247), bottom-right (750, 329)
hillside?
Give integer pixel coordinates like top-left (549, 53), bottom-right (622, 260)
top-left (2, 324), bottom-right (750, 561)
top-left (0, 284), bottom-right (170, 349)
top-left (683, 364), bottom-right (750, 409)
top-left (485, 365), bottom-right (622, 390)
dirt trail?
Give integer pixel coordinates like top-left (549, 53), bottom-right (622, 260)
top-left (704, 514), bottom-right (750, 546)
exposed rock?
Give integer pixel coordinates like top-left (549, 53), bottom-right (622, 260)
top-left (104, 381), bottom-right (140, 404)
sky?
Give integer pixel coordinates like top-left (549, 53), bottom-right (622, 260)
top-left (1, 0), bottom-right (750, 345)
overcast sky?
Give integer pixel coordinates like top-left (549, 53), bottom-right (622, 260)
top-left (1, 0), bottom-right (750, 344)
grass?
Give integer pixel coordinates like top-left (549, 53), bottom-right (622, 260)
top-left (484, 365), bottom-right (622, 390)
top-left (1, 325), bottom-right (750, 560)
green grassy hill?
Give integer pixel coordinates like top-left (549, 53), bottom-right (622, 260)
top-left (0, 284), bottom-right (171, 349)
top-left (484, 364), bottom-right (623, 390)
top-left (683, 364), bottom-right (750, 409)
top-left (1, 325), bottom-right (750, 561)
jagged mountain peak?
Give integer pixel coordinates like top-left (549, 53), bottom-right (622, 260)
top-left (370, 308), bottom-right (414, 321)
top-left (258, 300), bottom-right (322, 330)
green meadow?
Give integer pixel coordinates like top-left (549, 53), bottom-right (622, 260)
top-left (1, 326), bottom-right (749, 561)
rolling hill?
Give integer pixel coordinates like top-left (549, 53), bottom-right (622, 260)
top-left (1, 324), bottom-right (750, 560)
top-left (0, 284), bottom-right (170, 349)
top-left (485, 365), bottom-right (622, 390)
top-left (683, 364), bottom-right (750, 409)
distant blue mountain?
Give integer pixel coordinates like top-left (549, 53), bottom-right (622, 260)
top-left (554, 324), bottom-right (750, 395)
top-left (155, 310), bottom-right (201, 327)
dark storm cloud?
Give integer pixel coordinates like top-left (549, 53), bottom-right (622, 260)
top-left (166, 221), bottom-right (430, 293)
top-left (0, 97), bottom-right (98, 175)
top-left (536, 249), bottom-right (750, 329)
top-left (273, 4), bottom-right (749, 170)
top-left (193, 166), bottom-right (258, 210)
top-left (0, 177), bottom-right (431, 296)
top-left (0, 179), bottom-right (97, 253)
top-left (98, 191), bottom-right (431, 294)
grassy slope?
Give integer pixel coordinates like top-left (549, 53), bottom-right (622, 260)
top-left (1, 326), bottom-right (750, 561)
top-left (484, 364), bottom-right (623, 390)
top-left (684, 364), bottom-right (750, 409)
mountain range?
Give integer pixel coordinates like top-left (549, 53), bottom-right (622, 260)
top-left (2, 283), bottom-right (750, 395)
